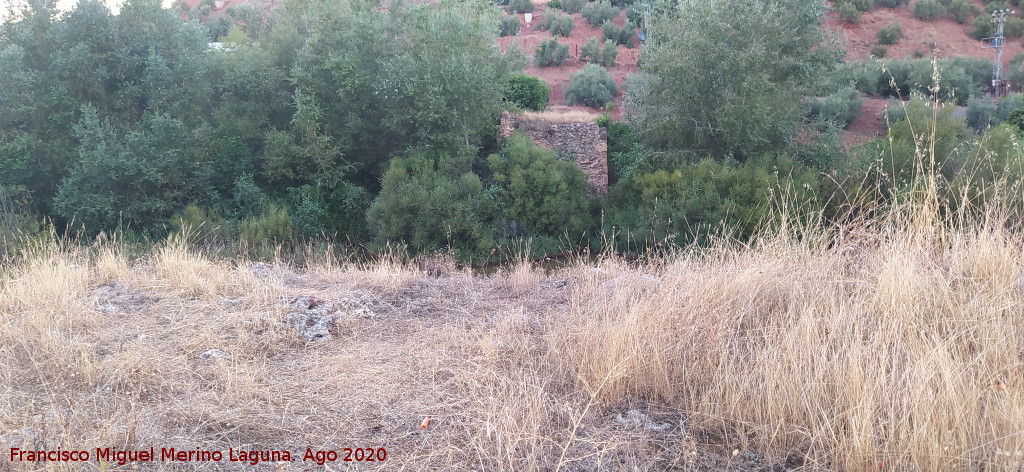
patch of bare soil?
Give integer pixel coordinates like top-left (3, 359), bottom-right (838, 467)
top-left (843, 94), bottom-right (890, 146)
top-left (824, 0), bottom-right (1024, 61)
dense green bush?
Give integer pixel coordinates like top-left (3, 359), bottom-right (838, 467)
top-left (604, 155), bottom-right (820, 248)
top-left (499, 16), bottom-right (521, 36)
top-left (806, 87), bottom-right (863, 128)
top-left (836, 0), bottom-right (872, 11)
top-left (602, 39), bottom-right (619, 66)
top-left (602, 21), bottom-right (636, 47)
top-left (1009, 53), bottom-right (1024, 85)
top-left (558, 0), bottom-right (586, 13)
top-left (914, 0), bottom-right (947, 20)
top-left (871, 45), bottom-right (888, 58)
top-left (877, 21), bottom-right (901, 44)
top-left (581, 38), bottom-right (619, 66)
top-left (996, 93), bottom-right (1024, 122)
top-left (962, 93), bottom-right (1024, 132)
top-left (859, 99), bottom-right (1023, 211)
top-left (876, 0), bottom-right (909, 7)
top-left (971, 15), bottom-right (997, 39)
top-left (853, 56), bottom-right (991, 105)
top-left (546, 0), bottom-right (561, 9)
top-left (609, 0), bottom-right (634, 7)
top-left (509, 0), bottom-right (534, 13)
top-left (839, 2), bottom-right (862, 23)
top-left (565, 64), bottom-right (618, 108)
top-left (486, 135), bottom-right (596, 254)
top-left (1007, 109), bottom-right (1024, 132)
top-left (367, 156), bottom-right (495, 259)
top-left (951, 0), bottom-right (980, 23)
top-left (534, 39), bottom-right (570, 67)
top-left (967, 96), bottom-right (998, 132)
top-left (580, 37), bottom-right (603, 64)
top-left (505, 74), bottom-right (551, 111)
top-left (240, 204), bottom-right (294, 245)
top-left (1006, 17), bottom-right (1024, 38)
top-left (542, 12), bottom-right (574, 37)
top-left (873, 97), bottom-right (972, 184)
top-left (582, 0), bottom-right (618, 27)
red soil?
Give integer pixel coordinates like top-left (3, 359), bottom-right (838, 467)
top-left (843, 95), bottom-right (890, 146)
top-left (498, 1), bottom-right (638, 119)
top-left (824, 0), bottom-right (1024, 61)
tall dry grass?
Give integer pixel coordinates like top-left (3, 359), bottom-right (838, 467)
top-left (2, 178), bottom-right (1023, 469)
top-left (0, 195), bottom-right (1020, 470)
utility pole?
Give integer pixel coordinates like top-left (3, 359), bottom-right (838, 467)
top-left (983, 9), bottom-right (1014, 97)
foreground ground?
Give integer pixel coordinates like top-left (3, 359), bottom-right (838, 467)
top-left (1, 207), bottom-right (1023, 471)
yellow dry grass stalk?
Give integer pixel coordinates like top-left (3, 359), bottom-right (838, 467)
top-left (519, 108), bottom-right (602, 123)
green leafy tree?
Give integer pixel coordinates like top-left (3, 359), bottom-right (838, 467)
top-left (505, 74), bottom-right (551, 111)
top-left (53, 108), bottom-right (200, 233)
top-left (626, 0), bottom-right (841, 160)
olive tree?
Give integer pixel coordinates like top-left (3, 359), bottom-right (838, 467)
top-left (625, 0), bottom-right (841, 161)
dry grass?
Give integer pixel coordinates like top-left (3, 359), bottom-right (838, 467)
top-left (519, 108), bottom-right (602, 123)
top-left (1, 200), bottom-right (1023, 471)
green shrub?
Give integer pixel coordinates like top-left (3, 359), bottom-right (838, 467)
top-left (1005, 17), bottom-right (1024, 38)
top-left (609, 0), bottom-right (634, 7)
top-left (171, 205), bottom-right (226, 241)
top-left (581, 37), bottom-right (619, 66)
top-left (971, 15), bottom-right (997, 40)
top-left (876, 0), bottom-right (909, 7)
top-left (543, 12), bottom-right (574, 37)
top-left (505, 74), bottom-right (550, 111)
top-left (509, 0), bottom-right (534, 14)
top-left (871, 45), bottom-right (888, 58)
top-left (1010, 53), bottom-right (1024, 85)
top-left (809, 87), bottom-right (864, 128)
top-left (839, 2), bottom-right (862, 23)
top-left (985, 1), bottom-right (1014, 15)
top-left (996, 93), bottom-right (1024, 122)
top-left (873, 97), bottom-right (972, 183)
top-left (604, 155), bottom-right (820, 248)
top-left (627, 4), bottom-right (644, 24)
top-left (950, 0), bottom-right (979, 23)
top-left (499, 16), bottom-right (521, 36)
top-left (836, 0), bottom-right (872, 11)
top-left (601, 39), bottom-right (619, 66)
top-left (1007, 109), bottom-right (1024, 132)
top-left (367, 156), bottom-right (495, 260)
top-left (485, 134), bottom-right (595, 254)
top-left (914, 0), bottom-right (947, 20)
top-left (877, 21), bottom-right (901, 44)
top-left (580, 37), bottom-right (603, 63)
top-left (602, 21), bottom-right (636, 46)
top-left (547, 0), bottom-right (561, 9)
top-left (582, 0), bottom-right (617, 27)
top-left (565, 63), bottom-right (618, 108)
top-left (853, 56), bottom-right (991, 105)
top-left (232, 173), bottom-right (267, 219)
top-left (558, 0), bottom-right (586, 13)
top-left (534, 39), bottom-right (570, 67)
top-left (240, 204), bottom-right (294, 245)
top-left (967, 96), bottom-right (997, 132)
